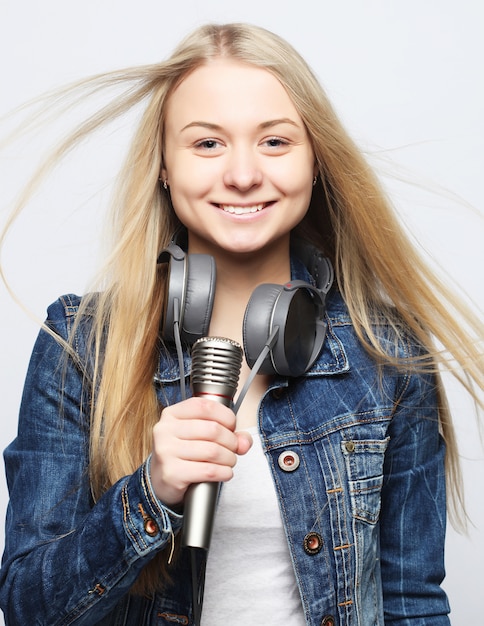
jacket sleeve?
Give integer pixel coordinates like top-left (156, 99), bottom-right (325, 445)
top-left (379, 365), bottom-right (451, 625)
top-left (0, 296), bottom-right (183, 625)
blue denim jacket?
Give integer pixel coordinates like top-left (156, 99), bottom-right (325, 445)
top-left (1, 275), bottom-right (451, 624)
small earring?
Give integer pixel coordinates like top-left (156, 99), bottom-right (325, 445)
top-left (162, 180), bottom-right (168, 190)
top-left (312, 176), bottom-right (318, 187)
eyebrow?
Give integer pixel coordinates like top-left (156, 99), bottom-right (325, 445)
top-left (180, 118), bottom-right (300, 133)
top-left (259, 118), bottom-right (300, 130)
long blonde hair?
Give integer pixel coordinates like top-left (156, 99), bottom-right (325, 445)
top-left (2, 23), bottom-right (483, 594)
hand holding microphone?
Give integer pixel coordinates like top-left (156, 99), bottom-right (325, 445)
top-left (150, 337), bottom-right (251, 538)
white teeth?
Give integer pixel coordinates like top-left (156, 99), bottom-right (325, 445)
top-left (221, 204), bottom-right (264, 214)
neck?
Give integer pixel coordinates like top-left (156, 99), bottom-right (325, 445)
top-left (200, 240), bottom-right (292, 344)
top-left (220, 251), bottom-right (289, 291)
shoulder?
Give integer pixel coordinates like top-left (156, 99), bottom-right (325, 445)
top-left (317, 291), bottom-right (438, 414)
top-left (318, 289), bottom-right (435, 409)
top-left (325, 288), bottom-right (427, 362)
top-left (45, 293), bottom-right (97, 335)
top-left (45, 294), bottom-right (83, 330)
top-left (42, 294), bottom-right (99, 372)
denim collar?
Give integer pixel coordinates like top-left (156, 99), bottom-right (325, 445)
top-left (291, 254), bottom-right (349, 376)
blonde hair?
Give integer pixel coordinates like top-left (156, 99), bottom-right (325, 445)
top-left (1, 23), bottom-right (483, 594)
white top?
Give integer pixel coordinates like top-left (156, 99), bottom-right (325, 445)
top-left (201, 427), bottom-right (306, 625)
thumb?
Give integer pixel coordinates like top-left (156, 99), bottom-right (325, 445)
top-left (235, 430), bottom-right (253, 456)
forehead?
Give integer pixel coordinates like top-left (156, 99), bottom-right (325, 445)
top-left (164, 59), bottom-right (302, 127)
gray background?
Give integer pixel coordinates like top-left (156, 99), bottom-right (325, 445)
top-left (1, 1), bottom-right (483, 623)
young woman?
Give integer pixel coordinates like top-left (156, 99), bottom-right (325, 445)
top-left (1, 23), bottom-right (482, 625)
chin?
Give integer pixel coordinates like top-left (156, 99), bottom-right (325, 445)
top-left (221, 234), bottom-right (288, 258)
top-left (188, 224), bottom-right (290, 257)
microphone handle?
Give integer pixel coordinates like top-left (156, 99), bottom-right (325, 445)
top-left (183, 482), bottom-right (220, 551)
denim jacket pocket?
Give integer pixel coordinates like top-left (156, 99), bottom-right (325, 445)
top-left (341, 438), bottom-right (389, 524)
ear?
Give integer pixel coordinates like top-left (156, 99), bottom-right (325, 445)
top-left (160, 166), bottom-right (168, 181)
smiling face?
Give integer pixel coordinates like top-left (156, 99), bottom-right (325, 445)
top-left (161, 58), bottom-right (316, 260)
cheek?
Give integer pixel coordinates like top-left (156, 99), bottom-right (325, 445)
top-left (167, 175), bottom-right (216, 228)
top-left (169, 156), bottom-right (219, 196)
top-left (168, 170), bottom-right (211, 212)
top-left (274, 168), bottom-right (314, 205)
top-left (270, 151), bottom-right (315, 191)
top-left (167, 187), bottom-right (194, 222)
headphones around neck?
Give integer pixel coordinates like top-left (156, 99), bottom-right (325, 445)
top-left (157, 233), bottom-right (333, 377)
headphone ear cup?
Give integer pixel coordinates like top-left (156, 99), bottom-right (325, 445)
top-left (161, 250), bottom-right (216, 344)
top-left (182, 253), bottom-right (216, 343)
top-left (243, 284), bottom-right (283, 375)
top-left (243, 283), bottom-right (322, 376)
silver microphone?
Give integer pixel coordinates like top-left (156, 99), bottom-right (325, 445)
top-left (182, 336), bottom-right (243, 550)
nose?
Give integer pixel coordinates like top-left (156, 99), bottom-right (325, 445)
top-left (223, 144), bottom-right (263, 191)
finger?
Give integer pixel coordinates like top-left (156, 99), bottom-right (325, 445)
top-left (152, 419), bottom-right (239, 474)
top-left (174, 439), bottom-right (238, 467)
top-left (175, 418), bottom-right (239, 448)
top-left (154, 416), bottom-right (240, 455)
top-left (163, 397), bottom-right (237, 430)
top-left (167, 460), bottom-right (236, 495)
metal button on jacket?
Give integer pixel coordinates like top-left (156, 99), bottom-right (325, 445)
top-left (143, 517), bottom-right (159, 537)
top-left (303, 532), bottom-right (323, 555)
top-left (277, 450), bottom-right (300, 472)
top-left (344, 440), bottom-right (356, 453)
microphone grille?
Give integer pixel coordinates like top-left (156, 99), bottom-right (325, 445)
top-left (191, 336), bottom-right (243, 389)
